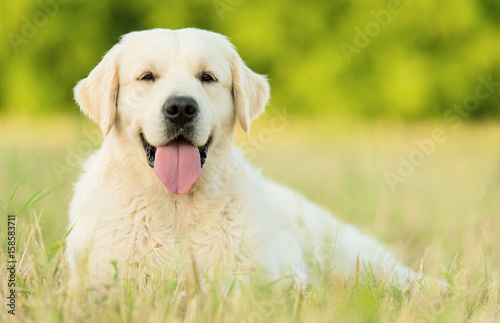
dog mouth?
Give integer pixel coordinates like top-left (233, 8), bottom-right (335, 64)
top-left (140, 133), bottom-right (211, 168)
top-left (140, 133), bottom-right (211, 195)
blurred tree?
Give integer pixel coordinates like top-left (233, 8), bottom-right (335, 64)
top-left (0, 0), bottom-right (499, 119)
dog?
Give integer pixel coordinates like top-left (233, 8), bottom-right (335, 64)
top-left (66, 28), bottom-right (416, 286)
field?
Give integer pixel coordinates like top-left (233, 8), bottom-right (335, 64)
top-left (1, 114), bottom-right (500, 322)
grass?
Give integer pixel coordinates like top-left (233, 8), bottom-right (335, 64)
top-left (1, 114), bottom-right (500, 322)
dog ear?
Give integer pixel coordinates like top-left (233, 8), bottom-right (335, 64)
top-left (74, 44), bottom-right (121, 135)
top-left (231, 54), bottom-right (270, 133)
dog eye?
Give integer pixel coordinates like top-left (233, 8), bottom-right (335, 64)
top-left (200, 73), bottom-right (216, 83)
top-left (139, 72), bottom-right (155, 82)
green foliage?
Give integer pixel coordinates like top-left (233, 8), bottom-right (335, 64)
top-left (1, 0), bottom-right (500, 118)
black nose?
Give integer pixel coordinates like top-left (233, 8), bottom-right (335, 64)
top-left (163, 96), bottom-right (199, 126)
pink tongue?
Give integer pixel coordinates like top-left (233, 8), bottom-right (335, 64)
top-left (154, 140), bottom-right (201, 195)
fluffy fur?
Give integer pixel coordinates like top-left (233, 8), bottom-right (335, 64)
top-left (66, 28), bottom-right (416, 285)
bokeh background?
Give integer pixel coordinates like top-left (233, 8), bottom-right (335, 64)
top-left (1, 0), bottom-right (500, 275)
top-left (2, 0), bottom-right (500, 118)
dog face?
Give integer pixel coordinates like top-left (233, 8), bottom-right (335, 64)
top-left (74, 28), bottom-right (270, 194)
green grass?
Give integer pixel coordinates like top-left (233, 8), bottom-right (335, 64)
top-left (1, 115), bottom-right (500, 322)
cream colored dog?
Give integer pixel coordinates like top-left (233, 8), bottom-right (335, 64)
top-left (66, 28), bottom-right (416, 285)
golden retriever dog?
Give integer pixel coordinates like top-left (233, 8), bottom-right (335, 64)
top-left (66, 28), bottom-right (416, 286)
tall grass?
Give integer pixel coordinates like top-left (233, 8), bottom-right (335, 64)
top-left (1, 115), bottom-right (499, 322)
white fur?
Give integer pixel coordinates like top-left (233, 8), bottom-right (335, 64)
top-left (66, 28), bottom-right (416, 285)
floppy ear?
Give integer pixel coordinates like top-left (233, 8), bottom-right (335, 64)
top-left (231, 54), bottom-right (270, 133)
top-left (74, 44), bottom-right (121, 135)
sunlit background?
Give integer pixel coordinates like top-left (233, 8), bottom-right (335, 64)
top-left (2, 0), bottom-right (500, 117)
top-left (1, 0), bottom-right (500, 280)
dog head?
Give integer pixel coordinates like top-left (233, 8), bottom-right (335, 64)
top-left (74, 28), bottom-right (270, 194)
